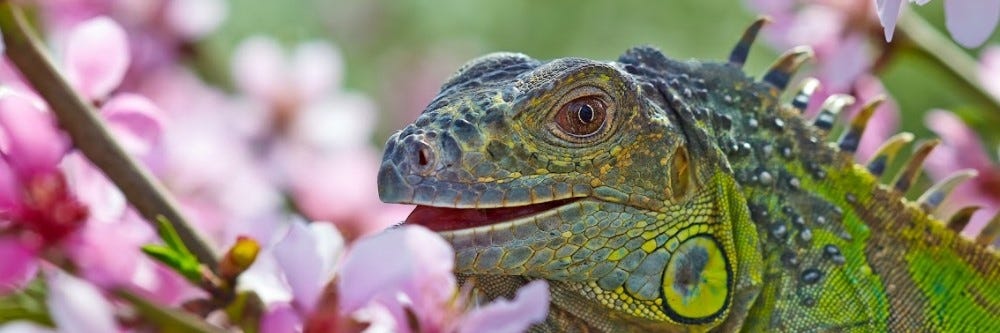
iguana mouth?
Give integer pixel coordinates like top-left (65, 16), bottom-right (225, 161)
top-left (405, 197), bottom-right (583, 232)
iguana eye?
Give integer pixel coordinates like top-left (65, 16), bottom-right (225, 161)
top-left (553, 96), bottom-right (608, 139)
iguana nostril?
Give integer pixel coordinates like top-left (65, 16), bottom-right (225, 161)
top-left (408, 139), bottom-right (436, 175)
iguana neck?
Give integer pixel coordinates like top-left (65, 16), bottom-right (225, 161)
top-left (664, 57), bottom-right (1000, 331)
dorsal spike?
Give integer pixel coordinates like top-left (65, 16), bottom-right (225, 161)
top-left (975, 213), bottom-right (1000, 246)
top-left (866, 132), bottom-right (915, 178)
top-left (789, 78), bottom-right (821, 113)
top-left (729, 17), bottom-right (770, 67)
top-left (762, 46), bottom-right (813, 90)
top-left (837, 97), bottom-right (885, 153)
top-left (891, 139), bottom-right (940, 193)
top-left (946, 206), bottom-right (980, 233)
top-left (917, 169), bottom-right (978, 213)
top-left (812, 94), bottom-right (854, 131)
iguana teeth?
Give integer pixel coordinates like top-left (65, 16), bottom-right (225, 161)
top-left (891, 139), bottom-right (939, 193)
top-left (865, 132), bottom-right (915, 178)
top-left (976, 213), bottom-right (1000, 245)
top-left (946, 206), bottom-right (980, 233)
top-left (789, 78), bottom-right (820, 113)
top-left (761, 46), bottom-right (813, 90)
top-left (917, 169), bottom-right (978, 213)
top-left (812, 94), bottom-right (853, 132)
top-left (728, 16), bottom-right (769, 68)
top-left (837, 97), bottom-right (884, 153)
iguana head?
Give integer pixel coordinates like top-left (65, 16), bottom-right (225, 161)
top-left (378, 52), bottom-right (697, 231)
top-left (377, 46), bottom-right (764, 330)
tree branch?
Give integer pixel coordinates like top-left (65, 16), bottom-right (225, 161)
top-left (0, 2), bottom-right (219, 270)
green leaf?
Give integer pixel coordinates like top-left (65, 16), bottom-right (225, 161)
top-left (141, 245), bottom-right (202, 283)
top-left (142, 217), bottom-right (205, 284)
top-left (155, 215), bottom-right (195, 257)
top-left (0, 278), bottom-right (53, 326)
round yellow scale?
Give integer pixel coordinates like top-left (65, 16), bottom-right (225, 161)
top-left (661, 234), bottom-right (731, 323)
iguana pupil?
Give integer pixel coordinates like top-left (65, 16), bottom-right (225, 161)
top-left (577, 104), bottom-right (594, 123)
top-left (556, 96), bottom-right (606, 137)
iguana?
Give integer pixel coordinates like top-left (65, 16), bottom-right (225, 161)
top-left (376, 19), bottom-right (1000, 332)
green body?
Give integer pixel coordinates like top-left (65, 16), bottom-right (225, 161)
top-left (376, 39), bottom-right (1000, 331)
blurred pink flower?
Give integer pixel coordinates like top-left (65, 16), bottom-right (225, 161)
top-left (230, 36), bottom-right (406, 240)
top-left (63, 16), bottom-right (129, 101)
top-left (285, 146), bottom-right (411, 240)
top-left (38, 0), bottom-right (228, 88)
top-left (0, 92), bottom-right (84, 246)
top-left (0, 15), bottom-right (181, 304)
top-left (924, 111), bottom-right (1000, 237)
top-left (748, 0), bottom-right (877, 115)
top-left (337, 225), bottom-right (549, 333)
top-left (981, 46), bottom-right (1000, 100)
top-left (876, 0), bottom-right (1000, 47)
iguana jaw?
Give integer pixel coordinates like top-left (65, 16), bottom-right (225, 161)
top-left (405, 197), bottom-right (584, 232)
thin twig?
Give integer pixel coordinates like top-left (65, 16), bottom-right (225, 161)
top-left (116, 289), bottom-right (228, 333)
top-left (0, 3), bottom-right (219, 270)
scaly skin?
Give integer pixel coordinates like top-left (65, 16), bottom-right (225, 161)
top-left (377, 29), bottom-right (1000, 331)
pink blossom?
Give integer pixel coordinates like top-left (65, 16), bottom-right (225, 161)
top-left (232, 37), bottom-right (344, 115)
top-left (876, 0), bottom-right (1000, 47)
top-left (924, 111), bottom-right (1000, 237)
top-left (38, 0), bottom-right (229, 88)
top-left (238, 220), bottom-right (344, 332)
top-left (338, 225), bottom-right (550, 333)
top-left (0, 92), bottom-right (85, 246)
top-left (229, 36), bottom-right (407, 240)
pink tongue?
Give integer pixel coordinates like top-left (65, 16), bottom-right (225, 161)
top-left (405, 198), bottom-right (578, 232)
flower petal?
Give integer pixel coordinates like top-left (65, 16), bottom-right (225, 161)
top-left (924, 110), bottom-right (993, 178)
top-left (261, 302), bottom-right (302, 333)
top-left (272, 221), bottom-right (344, 313)
top-left (291, 93), bottom-right (376, 150)
top-left (231, 36), bottom-right (287, 103)
top-left (338, 225), bottom-right (455, 328)
top-left (46, 270), bottom-right (118, 333)
top-left (164, 0), bottom-right (228, 40)
top-left (0, 238), bottom-right (38, 294)
top-left (876, 0), bottom-right (905, 42)
top-left (458, 280), bottom-right (550, 333)
top-left (287, 147), bottom-right (398, 239)
top-left (64, 17), bottom-right (130, 100)
top-left (945, 0), bottom-right (1000, 48)
top-left (292, 41), bottom-right (343, 104)
top-left (0, 94), bottom-right (69, 177)
top-left (100, 93), bottom-right (165, 157)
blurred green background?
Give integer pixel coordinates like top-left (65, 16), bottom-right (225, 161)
top-left (198, 0), bottom-right (999, 151)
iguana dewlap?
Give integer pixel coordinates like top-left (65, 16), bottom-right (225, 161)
top-left (377, 19), bottom-right (1000, 332)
